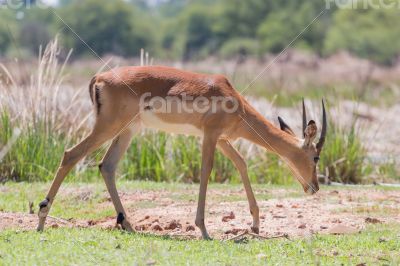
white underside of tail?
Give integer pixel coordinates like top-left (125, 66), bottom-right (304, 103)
top-left (140, 110), bottom-right (204, 137)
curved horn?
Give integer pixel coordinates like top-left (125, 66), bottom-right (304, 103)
top-left (302, 98), bottom-right (307, 138)
top-left (316, 99), bottom-right (327, 154)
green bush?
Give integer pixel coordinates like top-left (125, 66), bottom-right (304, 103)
top-left (257, 1), bottom-right (330, 54)
top-left (0, 10), bottom-right (17, 56)
top-left (324, 3), bottom-right (400, 65)
top-left (59, 0), bottom-right (154, 57)
top-left (18, 7), bottom-right (55, 55)
top-left (1, 0), bottom-right (399, 64)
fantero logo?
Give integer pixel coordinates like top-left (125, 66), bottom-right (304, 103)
top-left (139, 92), bottom-right (240, 114)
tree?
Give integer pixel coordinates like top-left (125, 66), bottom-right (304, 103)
top-left (59, 0), bottom-right (153, 57)
top-left (158, 0), bottom-right (214, 17)
top-left (257, 0), bottom-right (330, 54)
top-left (182, 6), bottom-right (216, 60)
top-left (160, 4), bottom-right (218, 60)
top-left (17, 8), bottom-right (55, 55)
top-left (23, 0), bottom-right (36, 6)
top-left (59, 0), bottom-right (74, 7)
top-left (324, 5), bottom-right (400, 64)
top-left (217, 0), bottom-right (274, 40)
top-left (0, 10), bottom-right (17, 56)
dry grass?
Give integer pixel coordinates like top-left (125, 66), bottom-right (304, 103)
top-left (0, 38), bottom-right (91, 137)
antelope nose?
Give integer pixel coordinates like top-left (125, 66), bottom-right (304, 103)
top-left (311, 181), bottom-right (319, 194)
top-left (314, 181), bottom-right (320, 192)
top-left (306, 182), bottom-right (319, 195)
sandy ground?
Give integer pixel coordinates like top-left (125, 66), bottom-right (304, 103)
top-left (1, 187), bottom-right (399, 240)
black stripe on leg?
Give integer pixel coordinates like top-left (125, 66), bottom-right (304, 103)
top-left (117, 213), bottom-right (125, 224)
top-left (95, 85), bottom-right (102, 114)
top-left (39, 197), bottom-right (50, 209)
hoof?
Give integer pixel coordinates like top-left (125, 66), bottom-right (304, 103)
top-left (251, 226), bottom-right (259, 234)
top-left (203, 235), bottom-right (213, 241)
top-left (121, 221), bottom-right (134, 232)
top-left (37, 198), bottom-right (50, 231)
top-left (201, 231), bottom-right (212, 240)
top-left (37, 217), bottom-right (46, 232)
top-left (116, 213), bottom-right (134, 232)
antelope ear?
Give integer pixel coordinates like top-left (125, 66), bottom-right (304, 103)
top-left (278, 116), bottom-right (296, 136)
top-left (304, 120), bottom-right (317, 146)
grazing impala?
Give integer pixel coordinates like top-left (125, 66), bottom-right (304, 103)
top-left (37, 66), bottom-right (327, 239)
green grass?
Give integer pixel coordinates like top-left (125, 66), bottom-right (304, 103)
top-left (0, 182), bottom-right (112, 220)
top-left (0, 225), bottom-right (399, 265)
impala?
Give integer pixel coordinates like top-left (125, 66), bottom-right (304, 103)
top-left (37, 66), bottom-right (327, 239)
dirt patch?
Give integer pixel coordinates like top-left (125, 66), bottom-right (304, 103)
top-left (1, 188), bottom-right (399, 240)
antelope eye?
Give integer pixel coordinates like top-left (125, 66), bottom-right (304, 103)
top-left (314, 156), bottom-right (320, 163)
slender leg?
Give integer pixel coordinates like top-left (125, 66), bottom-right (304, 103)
top-left (195, 131), bottom-right (219, 240)
top-left (99, 123), bottom-right (140, 231)
top-left (37, 127), bottom-right (113, 231)
top-left (217, 139), bottom-right (260, 233)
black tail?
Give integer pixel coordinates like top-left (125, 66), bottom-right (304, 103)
top-left (88, 76), bottom-right (101, 114)
top-left (89, 76), bottom-right (96, 104)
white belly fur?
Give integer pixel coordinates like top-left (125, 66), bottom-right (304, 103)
top-left (140, 111), bottom-right (203, 137)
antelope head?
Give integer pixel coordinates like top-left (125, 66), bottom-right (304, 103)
top-left (278, 99), bottom-right (327, 195)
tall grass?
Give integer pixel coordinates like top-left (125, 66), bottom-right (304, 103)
top-left (0, 39), bottom-right (396, 184)
top-left (319, 121), bottom-right (369, 184)
top-left (0, 38), bottom-right (91, 182)
top-left (0, 112), bottom-right (69, 182)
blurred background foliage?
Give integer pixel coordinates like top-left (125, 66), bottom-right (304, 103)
top-left (0, 0), bottom-right (399, 64)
